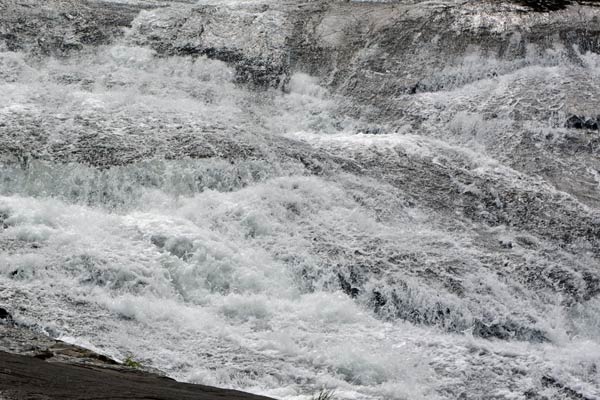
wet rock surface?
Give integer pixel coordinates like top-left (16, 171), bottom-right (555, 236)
top-left (0, 350), bottom-right (275, 400)
top-left (565, 115), bottom-right (600, 130)
top-left (0, 308), bottom-right (13, 325)
top-left (0, 0), bottom-right (150, 56)
top-left (0, 319), bottom-right (274, 400)
top-left (1, 322), bottom-right (117, 367)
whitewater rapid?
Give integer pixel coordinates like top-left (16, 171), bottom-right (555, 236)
top-left (1, 1), bottom-right (600, 399)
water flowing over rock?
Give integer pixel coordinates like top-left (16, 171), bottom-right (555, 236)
top-left (1, 0), bottom-right (600, 399)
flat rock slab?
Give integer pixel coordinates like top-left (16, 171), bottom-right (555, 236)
top-left (0, 351), bottom-right (275, 400)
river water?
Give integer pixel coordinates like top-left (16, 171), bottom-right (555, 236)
top-left (0, 1), bottom-right (599, 399)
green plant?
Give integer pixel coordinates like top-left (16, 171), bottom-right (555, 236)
top-left (123, 355), bottom-right (142, 369)
top-left (312, 388), bottom-right (336, 400)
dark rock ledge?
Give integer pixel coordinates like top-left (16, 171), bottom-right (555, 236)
top-left (0, 308), bottom-right (275, 400)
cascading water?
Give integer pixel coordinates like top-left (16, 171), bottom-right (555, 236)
top-left (1, 0), bottom-right (599, 399)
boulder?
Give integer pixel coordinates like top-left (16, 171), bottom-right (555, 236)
top-left (565, 115), bottom-right (600, 130)
top-left (0, 307), bottom-right (13, 325)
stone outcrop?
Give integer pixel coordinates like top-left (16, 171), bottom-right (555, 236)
top-left (0, 350), bottom-right (275, 400)
top-left (0, 0), bottom-right (149, 56)
top-left (0, 319), bottom-right (274, 400)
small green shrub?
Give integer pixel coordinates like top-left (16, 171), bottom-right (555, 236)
top-left (123, 356), bottom-right (142, 369)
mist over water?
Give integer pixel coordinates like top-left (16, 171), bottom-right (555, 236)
top-left (1, 1), bottom-right (600, 399)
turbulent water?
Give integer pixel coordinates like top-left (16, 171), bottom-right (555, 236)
top-left (1, 0), bottom-right (600, 399)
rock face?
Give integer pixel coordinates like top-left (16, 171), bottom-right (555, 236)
top-left (0, 351), bottom-right (275, 400)
top-left (128, 2), bottom-right (292, 88)
top-left (0, 321), bottom-right (274, 400)
top-left (0, 0), bottom-right (148, 56)
top-left (0, 320), bottom-right (118, 367)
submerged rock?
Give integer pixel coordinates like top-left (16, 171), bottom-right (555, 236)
top-left (514, 0), bottom-right (573, 11)
top-left (0, 307), bottom-right (13, 325)
top-left (565, 114), bottom-right (600, 130)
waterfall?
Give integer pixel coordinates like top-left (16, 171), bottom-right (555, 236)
top-left (1, 0), bottom-right (599, 398)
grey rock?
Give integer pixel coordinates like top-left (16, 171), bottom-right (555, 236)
top-left (0, 0), bottom-right (148, 57)
top-left (0, 308), bottom-right (13, 325)
top-left (566, 114), bottom-right (600, 130)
